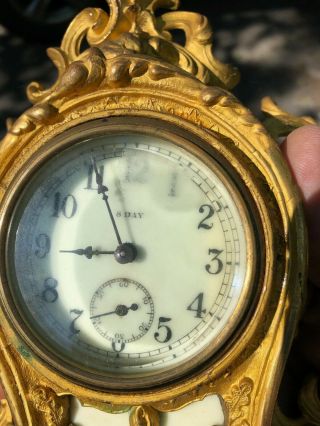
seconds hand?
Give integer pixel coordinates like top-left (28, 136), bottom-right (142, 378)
top-left (90, 303), bottom-right (139, 320)
top-left (92, 156), bottom-right (123, 246)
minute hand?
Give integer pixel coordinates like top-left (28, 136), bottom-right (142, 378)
top-left (92, 157), bottom-right (122, 246)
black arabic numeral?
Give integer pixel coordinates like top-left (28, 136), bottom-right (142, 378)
top-left (187, 293), bottom-right (206, 318)
top-left (34, 233), bottom-right (50, 258)
top-left (52, 192), bottom-right (77, 218)
top-left (85, 164), bottom-right (104, 190)
top-left (198, 202), bottom-right (222, 230)
top-left (198, 204), bottom-right (214, 229)
top-left (205, 249), bottom-right (224, 275)
top-left (154, 317), bottom-right (172, 343)
top-left (112, 340), bottom-right (126, 353)
top-left (42, 278), bottom-right (58, 303)
top-left (69, 309), bottom-right (83, 338)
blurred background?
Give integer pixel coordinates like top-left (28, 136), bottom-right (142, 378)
top-left (0, 0), bottom-right (319, 140)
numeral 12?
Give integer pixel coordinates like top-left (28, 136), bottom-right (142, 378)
top-left (85, 164), bottom-right (105, 190)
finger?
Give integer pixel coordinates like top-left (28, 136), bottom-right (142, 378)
top-left (281, 125), bottom-right (320, 371)
top-left (281, 125), bottom-right (320, 286)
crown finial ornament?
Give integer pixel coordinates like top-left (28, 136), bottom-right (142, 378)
top-left (1, 0), bottom-right (243, 155)
top-left (23, 0), bottom-right (239, 105)
top-left (0, 1), bottom-right (313, 426)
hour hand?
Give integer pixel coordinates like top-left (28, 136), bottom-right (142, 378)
top-left (60, 246), bottom-right (114, 259)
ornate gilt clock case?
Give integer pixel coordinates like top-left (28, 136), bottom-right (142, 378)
top-left (0, 0), bottom-right (312, 425)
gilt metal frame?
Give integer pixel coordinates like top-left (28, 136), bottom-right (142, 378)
top-left (0, 1), bottom-right (310, 425)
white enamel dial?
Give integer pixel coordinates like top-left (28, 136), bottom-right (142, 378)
top-left (6, 128), bottom-right (254, 386)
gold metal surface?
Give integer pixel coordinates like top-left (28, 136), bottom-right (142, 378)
top-left (0, 0), bottom-right (308, 425)
top-left (130, 405), bottom-right (160, 426)
top-left (0, 118), bottom-right (260, 391)
top-left (261, 96), bottom-right (317, 139)
top-left (0, 399), bottom-right (13, 426)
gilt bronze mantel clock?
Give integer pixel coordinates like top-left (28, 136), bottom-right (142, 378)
top-left (0, 1), bottom-right (315, 425)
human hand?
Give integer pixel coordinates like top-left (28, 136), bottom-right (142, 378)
top-left (281, 125), bottom-right (320, 370)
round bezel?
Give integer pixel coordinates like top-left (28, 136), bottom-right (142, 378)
top-left (0, 117), bottom-right (263, 390)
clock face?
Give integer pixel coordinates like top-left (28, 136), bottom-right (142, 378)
top-left (4, 123), bottom-right (256, 388)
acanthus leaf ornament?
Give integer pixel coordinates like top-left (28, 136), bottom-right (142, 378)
top-left (224, 378), bottom-right (253, 425)
top-left (28, 386), bottom-right (69, 426)
top-left (24, 0), bottom-right (239, 109)
top-left (0, 325), bottom-right (70, 426)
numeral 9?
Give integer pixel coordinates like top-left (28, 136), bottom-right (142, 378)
top-left (35, 233), bottom-right (50, 258)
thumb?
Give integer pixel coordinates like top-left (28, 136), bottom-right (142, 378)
top-left (281, 125), bottom-right (320, 286)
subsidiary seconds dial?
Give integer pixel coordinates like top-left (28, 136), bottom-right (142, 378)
top-left (90, 278), bottom-right (154, 348)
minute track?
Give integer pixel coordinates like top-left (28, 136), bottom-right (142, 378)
top-left (8, 132), bottom-right (250, 381)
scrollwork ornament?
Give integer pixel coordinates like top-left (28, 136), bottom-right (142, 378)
top-left (6, 103), bottom-right (59, 137)
top-left (3, 0), bottom-right (305, 146)
top-left (130, 405), bottom-right (160, 426)
top-left (261, 96), bottom-right (317, 139)
top-left (29, 386), bottom-right (69, 426)
top-left (0, 400), bottom-right (13, 426)
top-left (24, 0), bottom-right (238, 108)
